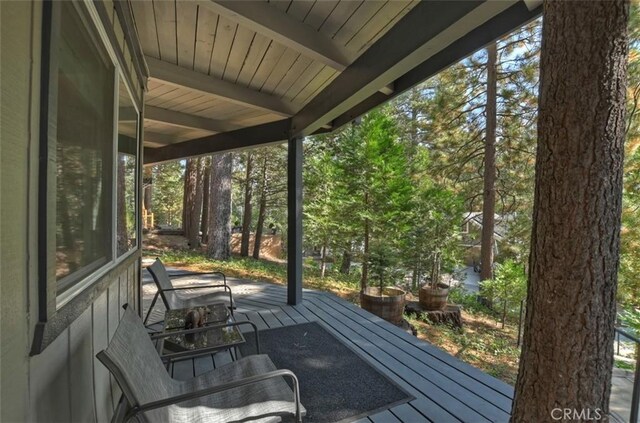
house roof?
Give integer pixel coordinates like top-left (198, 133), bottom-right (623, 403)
top-left (463, 211), bottom-right (514, 240)
top-left (131, 1), bottom-right (542, 164)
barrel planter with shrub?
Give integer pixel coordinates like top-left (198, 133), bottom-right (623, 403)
top-left (360, 286), bottom-right (406, 325)
top-left (419, 283), bottom-right (450, 311)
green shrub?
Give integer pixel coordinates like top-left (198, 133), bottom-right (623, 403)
top-left (480, 259), bottom-right (527, 326)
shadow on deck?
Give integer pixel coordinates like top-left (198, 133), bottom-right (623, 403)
top-left (142, 269), bottom-right (514, 423)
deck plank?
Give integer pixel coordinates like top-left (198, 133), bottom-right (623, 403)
top-left (369, 409), bottom-right (402, 423)
top-left (171, 358), bottom-right (194, 381)
top-left (388, 404), bottom-right (430, 423)
top-left (253, 308), bottom-right (283, 329)
top-left (212, 350), bottom-right (234, 368)
top-left (193, 355), bottom-right (214, 376)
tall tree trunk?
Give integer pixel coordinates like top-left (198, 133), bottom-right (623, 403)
top-left (183, 158), bottom-right (201, 245)
top-left (361, 192), bottom-right (370, 290)
top-left (340, 244), bottom-right (352, 274)
top-left (480, 42), bottom-right (498, 282)
top-left (143, 166), bottom-right (153, 213)
top-left (187, 159), bottom-right (204, 248)
top-left (200, 157), bottom-right (211, 244)
top-left (207, 153), bottom-right (233, 260)
top-left (320, 239), bottom-right (328, 278)
top-left (511, 2), bottom-right (628, 421)
top-left (253, 157), bottom-right (268, 259)
top-left (241, 152), bottom-right (254, 256)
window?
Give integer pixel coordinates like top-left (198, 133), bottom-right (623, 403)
top-left (117, 79), bottom-right (139, 257)
top-left (55, 1), bottom-right (115, 295)
top-left (33, 0), bottom-right (142, 354)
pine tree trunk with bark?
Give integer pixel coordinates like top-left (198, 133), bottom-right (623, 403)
top-left (143, 166), bottom-right (153, 213)
top-left (253, 157), bottom-right (268, 260)
top-left (241, 152), bottom-right (254, 256)
top-left (183, 158), bottom-right (203, 248)
top-left (361, 193), bottom-right (370, 290)
top-left (511, 2), bottom-right (628, 421)
top-left (182, 159), bottom-right (195, 230)
top-left (207, 153), bottom-right (233, 260)
top-left (340, 245), bottom-right (352, 274)
top-left (481, 42), bottom-right (498, 282)
top-left (200, 157), bottom-right (211, 244)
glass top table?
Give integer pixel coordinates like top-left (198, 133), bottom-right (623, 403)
top-left (159, 303), bottom-right (245, 360)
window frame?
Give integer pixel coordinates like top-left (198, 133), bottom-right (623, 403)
top-left (115, 78), bottom-right (141, 259)
top-left (33, 0), bottom-right (142, 354)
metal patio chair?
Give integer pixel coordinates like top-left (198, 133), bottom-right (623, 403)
top-left (97, 306), bottom-right (304, 423)
top-left (144, 258), bottom-right (235, 324)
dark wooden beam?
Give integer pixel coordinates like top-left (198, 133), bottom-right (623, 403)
top-left (328, 1), bottom-right (542, 131)
top-left (287, 136), bottom-right (303, 305)
top-left (291, 0), bottom-right (521, 136)
top-left (143, 119), bottom-right (290, 164)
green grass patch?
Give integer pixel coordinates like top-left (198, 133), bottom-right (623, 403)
top-left (144, 248), bottom-right (362, 301)
top-left (614, 359), bottom-right (636, 371)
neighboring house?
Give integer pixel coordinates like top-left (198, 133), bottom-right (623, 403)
top-left (460, 212), bottom-right (513, 265)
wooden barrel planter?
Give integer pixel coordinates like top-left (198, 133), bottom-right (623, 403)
top-left (360, 287), bottom-right (406, 325)
top-left (419, 283), bottom-right (450, 311)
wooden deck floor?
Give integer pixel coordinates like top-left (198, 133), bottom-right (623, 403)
top-left (142, 272), bottom-right (514, 423)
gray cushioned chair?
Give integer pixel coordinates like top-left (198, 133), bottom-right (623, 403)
top-left (145, 258), bottom-right (235, 324)
top-left (98, 306), bottom-right (304, 423)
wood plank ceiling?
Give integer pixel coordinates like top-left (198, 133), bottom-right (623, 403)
top-left (131, 0), bottom-right (418, 148)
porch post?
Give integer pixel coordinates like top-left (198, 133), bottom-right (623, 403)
top-left (287, 136), bottom-right (303, 305)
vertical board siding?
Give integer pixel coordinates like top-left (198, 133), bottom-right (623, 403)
top-left (69, 307), bottom-right (97, 423)
top-left (29, 330), bottom-right (72, 422)
top-left (92, 291), bottom-right (113, 422)
top-left (107, 283), bottom-right (122, 409)
top-left (0, 1), bottom-right (36, 421)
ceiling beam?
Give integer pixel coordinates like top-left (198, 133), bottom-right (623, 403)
top-left (328, 1), bottom-right (542, 131)
top-left (291, 0), bottom-right (521, 136)
top-left (143, 131), bottom-right (179, 146)
top-left (379, 83), bottom-right (395, 96)
top-left (144, 119), bottom-right (291, 164)
top-left (146, 57), bottom-right (297, 117)
top-left (145, 106), bottom-right (243, 133)
top-left (200, 1), bottom-right (353, 71)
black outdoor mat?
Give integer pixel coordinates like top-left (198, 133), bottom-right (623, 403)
top-left (239, 322), bottom-right (414, 423)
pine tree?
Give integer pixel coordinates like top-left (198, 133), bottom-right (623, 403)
top-left (207, 153), bottom-right (233, 260)
top-left (512, 1), bottom-right (629, 419)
